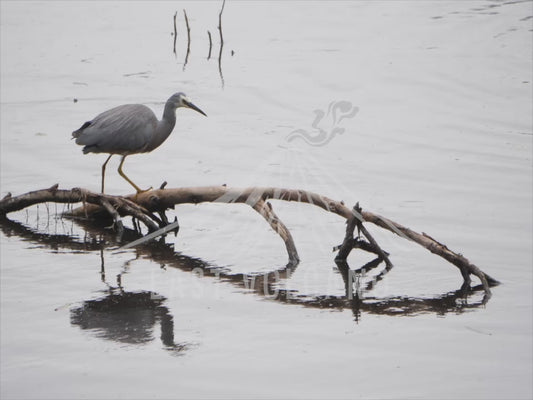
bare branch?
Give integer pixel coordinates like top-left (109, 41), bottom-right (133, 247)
top-left (0, 185), bottom-right (498, 294)
top-left (99, 197), bottom-right (124, 235)
top-left (252, 199), bottom-right (299, 266)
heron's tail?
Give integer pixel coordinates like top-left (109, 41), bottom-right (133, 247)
top-left (72, 121), bottom-right (92, 138)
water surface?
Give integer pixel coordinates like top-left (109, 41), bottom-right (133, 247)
top-left (1, 1), bottom-right (532, 399)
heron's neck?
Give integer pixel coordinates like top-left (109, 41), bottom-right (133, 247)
top-left (162, 101), bottom-right (178, 128)
top-left (145, 103), bottom-right (177, 152)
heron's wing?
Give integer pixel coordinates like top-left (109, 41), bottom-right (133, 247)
top-left (73, 104), bottom-right (158, 154)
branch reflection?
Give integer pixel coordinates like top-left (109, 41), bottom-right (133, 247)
top-left (0, 217), bottom-right (493, 326)
top-left (1, 218), bottom-right (187, 354)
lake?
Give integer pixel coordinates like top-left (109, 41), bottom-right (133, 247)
top-left (1, 1), bottom-right (532, 399)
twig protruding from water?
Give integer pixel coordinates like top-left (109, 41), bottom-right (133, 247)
top-left (183, 9), bottom-right (191, 70)
top-left (217, 0), bottom-right (226, 87)
top-left (207, 30), bottom-right (213, 60)
top-left (172, 11), bottom-right (177, 56)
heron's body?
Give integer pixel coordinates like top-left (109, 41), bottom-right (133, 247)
top-left (72, 93), bottom-right (206, 193)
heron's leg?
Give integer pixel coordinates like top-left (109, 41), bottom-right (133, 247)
top-left (101, 154), bottom-right (113, 193)
top-left (117, 155), bottom-right (144, 193)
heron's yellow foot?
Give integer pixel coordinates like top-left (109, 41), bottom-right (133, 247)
top-left (136, 186), bottom-right (153, 194)
top-left (133, 186), bottom-right (153, 200)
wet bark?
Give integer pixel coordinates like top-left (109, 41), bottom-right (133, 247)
top-left (0, 184), bottom-right (499, 295)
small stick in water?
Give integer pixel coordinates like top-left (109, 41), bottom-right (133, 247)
top-left (217, 0), bottom-right (226, 87)
top-left (183, 9), bottom-right (191, 70)
top-left (207, 30), bottom-right (213, 60)
top-left (172, 11), bottom-right (177, 56)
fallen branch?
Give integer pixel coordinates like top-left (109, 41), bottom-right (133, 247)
top-left (0, 185), bottom-right (160, 232)
top-left (0, 185), bottom-right (499, 295)
top-left (253, 199), bottom-right (299, 266)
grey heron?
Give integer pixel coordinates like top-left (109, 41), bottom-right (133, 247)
top-left (73, 92), bottom-right (206, 193)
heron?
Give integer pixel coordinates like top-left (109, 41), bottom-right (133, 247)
top-left (72, 92), bottom-right (206, 193)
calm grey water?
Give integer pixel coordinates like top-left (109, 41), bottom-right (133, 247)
top-left (1, 1), bottom-right (532, 399)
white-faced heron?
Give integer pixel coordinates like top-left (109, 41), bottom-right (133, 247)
top-left (73, 92), bottom-right (206, 193)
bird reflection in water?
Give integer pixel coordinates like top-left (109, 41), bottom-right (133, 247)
top-left (70, 290), bottom-right (185, 353)
top-left (70, 250), bottom-right (187, 354)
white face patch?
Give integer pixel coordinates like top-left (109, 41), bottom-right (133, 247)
top-left (181, 96), bottom-right (191, 105)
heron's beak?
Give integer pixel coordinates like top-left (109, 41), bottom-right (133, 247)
top-left (183, 100), bottom-right (207, 117)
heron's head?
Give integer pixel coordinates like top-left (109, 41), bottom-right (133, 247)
top-left (170, 92), bottom-right (207, 116)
